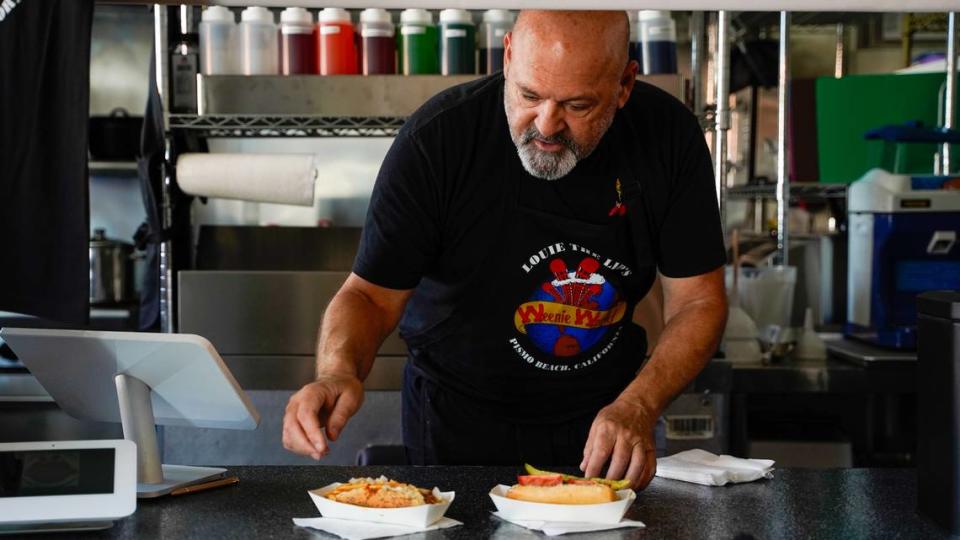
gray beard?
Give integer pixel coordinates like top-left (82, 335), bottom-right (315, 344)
top-left (513, 126), bottom-right (583, 181)
top-left (504, 97), bottom-right (614, 181)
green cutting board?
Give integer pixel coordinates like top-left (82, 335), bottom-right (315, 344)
top-left (816, 72), bottom-right (955, 184)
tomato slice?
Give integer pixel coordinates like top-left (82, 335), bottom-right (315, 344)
top-left (517, 474), bottom-right (562, 486)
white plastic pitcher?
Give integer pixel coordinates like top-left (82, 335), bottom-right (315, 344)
top-left (725, 265), bottom-right (797, 332)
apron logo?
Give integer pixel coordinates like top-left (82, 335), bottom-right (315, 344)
top-left (514, 256), bottom-right (626, 358)
top-left (608, 178), bottom-right (627, 217)
top-left (0, 0), bottom-right (22, 23)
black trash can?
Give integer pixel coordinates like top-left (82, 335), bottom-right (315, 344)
top-left (917, 291), bottom-right (960, 535)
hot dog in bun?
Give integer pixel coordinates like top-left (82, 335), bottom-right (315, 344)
top-left (522, 463), bottom-right (632, 490)
top-left (506, 474), bottom-right (618, 505)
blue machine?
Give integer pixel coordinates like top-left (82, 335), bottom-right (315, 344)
top-left (847, 169), bottom-right (960, 349)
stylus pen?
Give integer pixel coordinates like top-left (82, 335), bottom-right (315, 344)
top-left (171, 476), bottom-right (240, 496)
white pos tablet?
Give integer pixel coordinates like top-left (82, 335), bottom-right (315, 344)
top-left (0, 439), bottom-right (137, 534)
top-left (0, 328), bottom-right (260, 498)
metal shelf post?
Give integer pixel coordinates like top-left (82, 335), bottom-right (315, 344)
top-left (714, 11), bottom-right (732, 239)
top-left (691, 11), bottom-right (707, 118)
top-left (944, 12), bottom-right (957, 174)
top-left (776, 11), bottom-right (792, 266)
top-left (835, 23), bottom-right (845, 78)
top-left (154, 4), bottom-right (174, 334)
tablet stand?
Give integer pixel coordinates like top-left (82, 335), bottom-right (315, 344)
top-left (115, 374), bottom-right (226, 498)
top-left (0, 329), bottom-right (259, 500)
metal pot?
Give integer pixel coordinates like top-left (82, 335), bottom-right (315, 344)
top-left (89, 229), bottom-right (136, 305)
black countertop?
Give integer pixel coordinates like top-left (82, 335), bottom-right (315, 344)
top-left (36, 466), bottom-right (948, 539)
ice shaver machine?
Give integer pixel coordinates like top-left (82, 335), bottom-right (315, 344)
top-left (846, 125), bottom-right (960, 349)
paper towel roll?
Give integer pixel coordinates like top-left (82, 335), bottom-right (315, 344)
top-left (177, 153), bottom-right (317, 207)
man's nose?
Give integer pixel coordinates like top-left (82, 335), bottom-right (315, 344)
top-left (534, 101), bottom-right (566, 138)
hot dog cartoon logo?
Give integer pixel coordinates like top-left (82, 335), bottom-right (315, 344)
top-left (515, 255), bottom-right (627, 358)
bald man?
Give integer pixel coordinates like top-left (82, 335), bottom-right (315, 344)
top-left (283, 11), bottom-right (726, 489)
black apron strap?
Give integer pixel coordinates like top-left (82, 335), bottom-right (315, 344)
top-left (619, 159), bottom-right (658, 272)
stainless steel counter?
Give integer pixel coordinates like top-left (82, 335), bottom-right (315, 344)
top-left (725, 351), bottom-right (917, 467)
top-left (217, 355), bottom-right (406, 391)
top-left (2, 356), bottom-right (914, 402)
top-left (178, 270), bottom-right (406, 392)
top-left (729, 357), bottom-right (916, 394)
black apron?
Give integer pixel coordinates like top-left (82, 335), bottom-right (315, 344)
top-left (402, 126), bottom-right (658, 465)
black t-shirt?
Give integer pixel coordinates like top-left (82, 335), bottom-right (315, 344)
top-left (355, 74), bottom-right (724, 421)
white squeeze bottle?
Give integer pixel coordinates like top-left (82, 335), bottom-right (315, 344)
top-left (239, 6), bottom-right (278, 75)
top-left (199, 6), bottom-right (237, 75)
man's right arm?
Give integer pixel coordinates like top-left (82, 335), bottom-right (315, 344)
top-left (282, 273), bottom-right (412, 460)
top-left (283, 128), bottom-right (438, 459)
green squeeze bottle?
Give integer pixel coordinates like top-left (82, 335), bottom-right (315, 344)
top-left (399, 8), bottom-right (439, 75)
top-left (439, 9), bottom-right (476, 75)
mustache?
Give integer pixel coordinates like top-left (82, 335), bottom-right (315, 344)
top-left (519, 126), bottom-right (576, 150)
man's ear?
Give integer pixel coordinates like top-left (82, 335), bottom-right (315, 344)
top-left (503, 31), bottom-right (513, 76)
top-left (618, 60), bottom-right (639, 108)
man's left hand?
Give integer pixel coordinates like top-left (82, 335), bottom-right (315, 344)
top-left (580, 396), bottom-right (658, 490)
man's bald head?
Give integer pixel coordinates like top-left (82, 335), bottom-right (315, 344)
top-left (511, 11), bottom-right (630, 80)
top-left (502, 11), bottom-right (638, 181)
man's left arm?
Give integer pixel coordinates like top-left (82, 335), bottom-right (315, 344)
top-left (580, 266), bottom-right (727, 488)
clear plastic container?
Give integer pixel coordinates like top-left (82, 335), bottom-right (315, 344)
top-left (317, 7), bottom-right (358, 75)
top-left (398, 9), bottom-right (438, 75)
top-left (724, 265), bottom-right (797, 331)
top-left (279, 7), bottom-right (316, 74)
top-left (638, 10), bottom-right (677, 75)
top-left (439, 9), bottom-right (475, 75)
top-left (478, 9), bottom-right (513, 75)
top-left (239, 6), bottom-right (278, 75)
top-left (199, 6), bottom-right (237, 75)
top-left (360, 8), bottom-right (395, 75)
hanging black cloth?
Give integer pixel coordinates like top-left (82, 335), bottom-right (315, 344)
top-left (136, 26), bottom-right (198, 332)
top-left (0, 0), bottom-right (94, 325)
top-left (136, 47), bottom-right (165, 331)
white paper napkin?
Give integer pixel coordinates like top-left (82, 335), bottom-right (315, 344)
top-left (492, 512), bottom-right (645, 537)
top-left (292, 516), bottom-right (462, 540)
top-left (656, 448), bottom-right (775, 486)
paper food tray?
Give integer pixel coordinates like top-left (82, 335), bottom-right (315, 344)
top-left (488, 484), bottom-right (635, 524)
top-left (308, 483), bottom-right (455, 528)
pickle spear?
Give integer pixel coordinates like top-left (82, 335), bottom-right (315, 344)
top-left (523, 463), bottom-right (632, 490)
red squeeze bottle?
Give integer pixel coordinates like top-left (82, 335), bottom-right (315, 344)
top-left (359, 8), bottom-right (396, 75)
top-left (317, 7), bottom-right (358, 75)
top-left (279, 7), bottom-right (316, 74)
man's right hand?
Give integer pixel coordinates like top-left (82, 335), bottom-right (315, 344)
top-left (282, 372), bottom-right (364, 460)
top-left (282, 273), bottom-right (412, 460)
